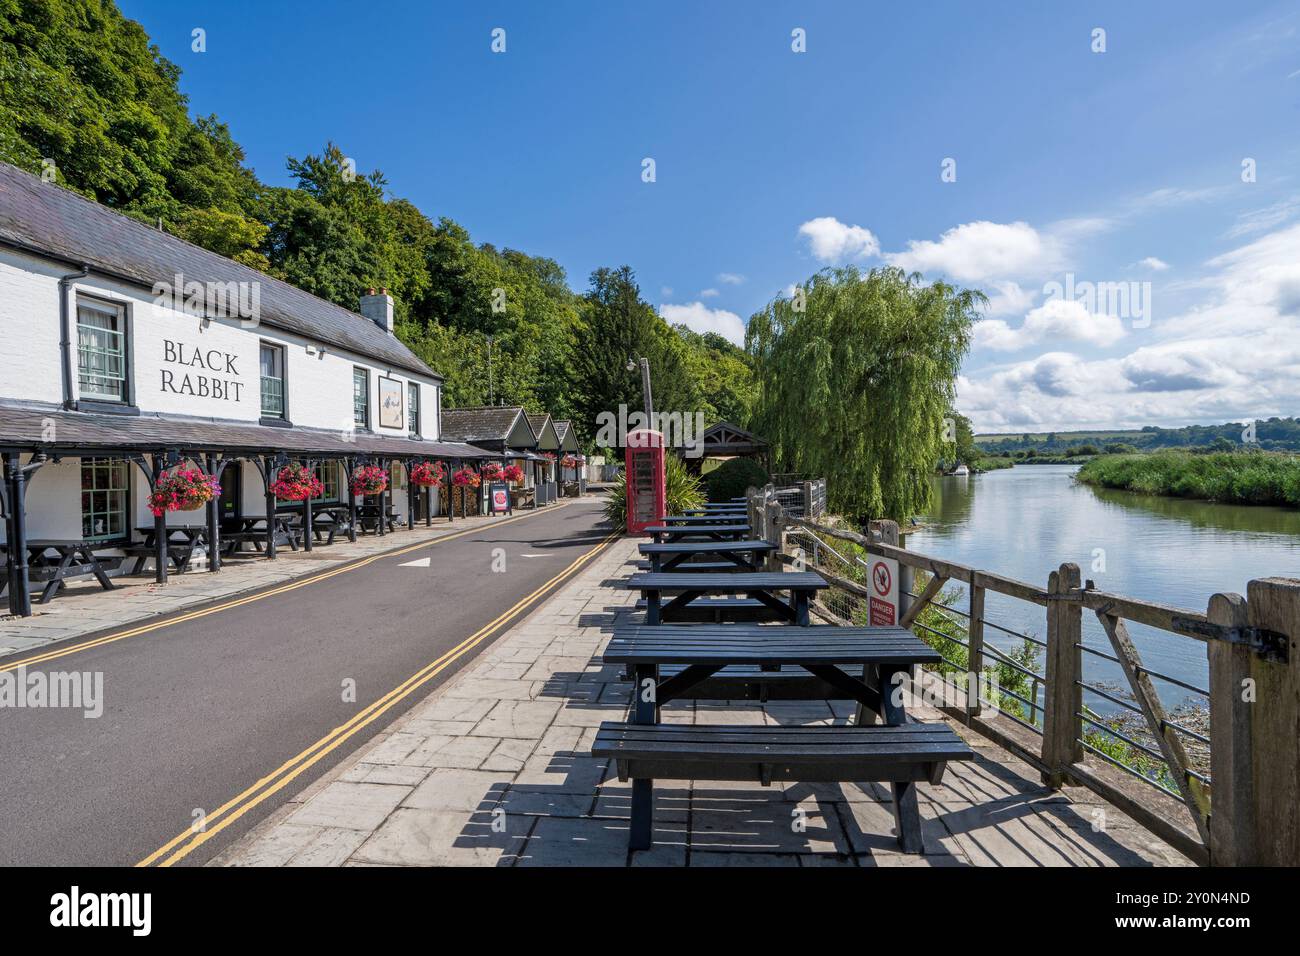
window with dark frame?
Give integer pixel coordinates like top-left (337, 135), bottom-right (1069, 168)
top-left (260, 342), bottom-right (286, 418)
top-left (81, 458), bottom-right (130, 541)
top-left (408, 382), bottom-right (419, 435)
top-left (352, 367), bottom-right (369, 428)
top-left (76, 299), bottom-right (128, 403)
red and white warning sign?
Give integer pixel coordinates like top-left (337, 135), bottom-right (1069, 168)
top-left (868, 556), bottom-right (899, 626)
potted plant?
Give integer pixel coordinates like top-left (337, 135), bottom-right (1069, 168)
top-left (350, 464), bottom-right (389, 497)
top-left (147, 467), bottom-right (221, 516)
top-left (409, 460), bottom-right (445, 487)
top-left (269, 464), bottom-right (323, 502)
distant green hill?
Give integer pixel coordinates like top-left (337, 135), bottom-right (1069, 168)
top-left (975, 418), bottom-right (1300, 456)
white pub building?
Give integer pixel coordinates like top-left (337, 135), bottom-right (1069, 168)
top-left (0, 162), bottom-right (498, 615)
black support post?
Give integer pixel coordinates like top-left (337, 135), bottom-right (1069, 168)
top-left (346, 458), bottom-right (358, 542)
top-left (406, 462), bottom-right (416, 531)
top-left (376, 458), bottom-right (387, 537)
top-left (152, 452), bottom-right (168, 585)
top-left (302, 459), bottom-right (315, 552)
top-left (263, 454), bottom-right (279, 560)
top-left (205, 454), bottom-right (221, 573)
top-left (4, 453), bottom-right (33, 617)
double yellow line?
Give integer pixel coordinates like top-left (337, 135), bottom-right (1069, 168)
top-left (137, 526), bottom-right (620, 867)
top-left (2, 506), bottom-right (560, 675)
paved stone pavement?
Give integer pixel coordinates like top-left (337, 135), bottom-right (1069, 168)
top-left (0, 508), bottom-right (544, 657)
top-left (215, 536), bottom-right (1194, 867)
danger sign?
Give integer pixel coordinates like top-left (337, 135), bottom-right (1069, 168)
top-left (868, 556), bottom-right (899, 626)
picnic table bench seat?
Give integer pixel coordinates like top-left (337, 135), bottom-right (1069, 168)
top-left (633, 596), bottom-right (770, 622)
top-left (627, 570), bottom-right (827, 625)
top-left (634, 560), bottom-right (738, 572)
top-left (594, 722), bottom-right (973, 850)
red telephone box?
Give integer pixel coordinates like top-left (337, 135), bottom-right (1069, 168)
top-left (625, 429), bottom-right (665, 535)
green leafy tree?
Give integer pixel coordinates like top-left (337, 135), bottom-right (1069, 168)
top-left (746, 266), bottom-right (979, 521)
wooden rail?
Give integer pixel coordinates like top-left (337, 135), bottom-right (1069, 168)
top-left (758, 496), bottom-right (1300, 867)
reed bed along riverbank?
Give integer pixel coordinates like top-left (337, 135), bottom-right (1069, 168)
top-left (1076, 451), bottom-right (1300, 507)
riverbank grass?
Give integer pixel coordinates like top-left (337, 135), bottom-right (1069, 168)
top-left (1076, 450), bottom-right (1300, 506)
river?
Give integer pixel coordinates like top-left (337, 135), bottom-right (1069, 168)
top-left (905, 464), bottom-right (1300, 713)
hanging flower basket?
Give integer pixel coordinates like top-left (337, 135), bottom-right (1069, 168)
top-left (270, 464), bottom-right (323, 502)
top-left (351, 464), bottom-right (389, 497)
top-left (148, 467), bottom-right (220, 517)
top-left (560, 454), bottom-right (582, 470)
top-left (409, 460), bottom-right (446, 487)
top-left (451, 467), bottom-right (481, 488)
top-left (501, 464), bottom-right (524, 484)
top-left (540, 452), bottom-right (557, 462)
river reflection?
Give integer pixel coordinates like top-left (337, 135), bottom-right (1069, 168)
top-left (905, 464), bottom-right (1300, 709)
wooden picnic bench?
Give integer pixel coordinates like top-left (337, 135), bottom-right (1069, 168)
top-left (593, 623), bottom-right (970, 852)
top-left (643, 523), bottom-right (750, 544)
top-left (0, 540), bottom-right (120, 603)
top-left (126, 526), bottom-right (214, 574)
top-left (219, 516), bottom-right (301, 556)
top-left (637, 539), bottom-right (775, 572)
top-left (658, 514), bottom-right (747, 525)
top-left (627, 570), bottom-right (827, 625)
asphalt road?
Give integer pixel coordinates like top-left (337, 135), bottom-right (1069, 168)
top-left (0, 499), bottom-right (613, 866)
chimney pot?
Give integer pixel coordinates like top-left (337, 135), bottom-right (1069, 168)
top-left (360, 290), bottom-right (394, 335)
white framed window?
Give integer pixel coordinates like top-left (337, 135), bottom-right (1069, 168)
top-left (81, 458), bottom-right (130, 541)
top-left (407, 382), bottom-right (420, 435)
top-left (353, 368), bottom-right (369, 428)
top-left (260, 343), bottom-right (286, 418)
top-left (77, 299), bottom-right (128, 402)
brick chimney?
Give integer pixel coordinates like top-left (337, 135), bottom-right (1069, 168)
top-left (360, 287), bottom-right (394, 335)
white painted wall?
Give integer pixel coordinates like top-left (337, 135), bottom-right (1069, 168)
top-left (0, 246), bottom-right (448, 552)
top-left (0, 247), bottom-right (442, 438)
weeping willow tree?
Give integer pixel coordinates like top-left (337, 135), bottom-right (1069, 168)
top-left (746, 266), bottom-right (981, 522)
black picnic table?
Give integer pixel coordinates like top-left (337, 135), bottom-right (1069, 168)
top-left (130, 525), bottom-right (214, 574)
top-left (682, 507), bottom-right (745, 516)
top-left (0, 539), bottom-right (119, 603)
top-left (598, 623), bottom-right (951, 852)
top-left (289, 504), bottom-right (356, 544)
top-left (643, 523), bottom-right (750, 544)
top-left (222, 515), bottom-right (302, 555)
top-left (626, 570), bottom-right (827, 625)
top-left (658, 514), bottom-right (747, 525)
top-left (355, 504), bottom-right (401, 534)
top-left (638, 539), bottom-right (775, 572)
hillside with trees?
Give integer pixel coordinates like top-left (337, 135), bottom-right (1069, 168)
top-left (0, 0), bottom-right (752, 445)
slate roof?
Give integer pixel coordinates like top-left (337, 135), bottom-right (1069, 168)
top-left (553, 420), bottom-right (580, 451)
top-left (440, 406), bottom-right (533, 444)
top-left (0, 402), bottom-right (495, 459)
top-left (0, 162), bottom-right (440, 380)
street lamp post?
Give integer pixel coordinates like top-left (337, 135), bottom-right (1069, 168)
top-left (627, 356), bottom-right (652, 422)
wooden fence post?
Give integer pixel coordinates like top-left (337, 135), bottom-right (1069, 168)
top-left (1041, 562), bottom-right (1082, 788)
top-left (1242, 577), bottom-right (1300, 865)
top-left (967, 574), bottom-right (986, 721)
top-left (802, 480), bottom-right (812, 518)
top-left (766, 502), bottom-right (784, 572)
top-left (1207, 591), bottom-right (1252, 866)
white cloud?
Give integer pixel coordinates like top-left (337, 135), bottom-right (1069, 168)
top-left (699, 288), bottom-right (719, 298)
top-left (1136, 256), bottom-right (1170, 271)
top-left (1223, 196), bottom-right (1300, 239)
top-left (981, 280), bottom-right (1037, 317)
top-left (959, 221), bottom-right (1300, 430)
top-left (797, 217), bottom-right (880, 263)
top-left (973, 299), bottom-right (1126, 352)
top-left (660, 302), bottom-right (746, 346)
top-left (885, 220), bottom-right (1051, 282)
top-left (717, 272), bottom-right (746, 285)
top-left (660, 286), bottom-right (673, 297)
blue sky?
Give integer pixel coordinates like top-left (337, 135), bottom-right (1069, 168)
top-left (122, 0), bottom-right (1300, 432)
